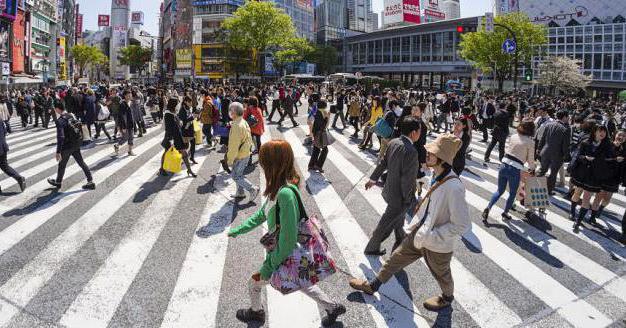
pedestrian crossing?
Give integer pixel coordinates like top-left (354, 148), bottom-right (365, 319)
top-left (0, 113), bottom-right (625, 327)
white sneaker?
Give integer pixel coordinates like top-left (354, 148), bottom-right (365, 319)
top-left (249, 187), bottom-right (260, 202)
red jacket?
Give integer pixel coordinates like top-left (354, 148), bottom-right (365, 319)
top-left (244, 106), bottom-right (265, 136)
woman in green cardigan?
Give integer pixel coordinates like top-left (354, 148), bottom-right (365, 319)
top-left (228, 140), bottom-right (346, 326)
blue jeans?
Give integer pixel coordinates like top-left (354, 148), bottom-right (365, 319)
top-left (487, 163), bottom-right (521, 213)
top-left (231, 158), bottom-right (255, 196)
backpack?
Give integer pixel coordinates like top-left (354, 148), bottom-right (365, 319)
top-left (63, 113), bottom-right (84, 142)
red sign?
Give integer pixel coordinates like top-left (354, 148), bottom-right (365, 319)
top-left (403, 0), bottom-right (420, 24)
top-left (98, 14), bottom-right (110, 27)
top-left (11, 8), bottom-right (25, 73)
top-left (76, 13), bottom-right (83, 38)
top-left (424, 8), bottom-right (445, 19)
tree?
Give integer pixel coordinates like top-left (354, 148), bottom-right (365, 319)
top-left (70, 45), bottom-right (105, 79)
top-left (538, 56), bottom-right (591, 95)
top-left (222, 1), bottom-right (297, 74)
top-left (459, 12), bottom-right (547, 92)
top-left (118, 45), bottom-right (153, 76)
top-left (306, 44), bottom-right (338, 75)
top-left (273, 37), bottom-right (314, 75)
top-left (93, 52), bottom-right (109, 81)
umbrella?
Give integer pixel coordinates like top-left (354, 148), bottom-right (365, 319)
top-left (619, 90), bottom-right (626, 101)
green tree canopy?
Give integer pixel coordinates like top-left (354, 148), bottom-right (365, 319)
top-left (70, 45), bottom-right (106, 78)
top-left (306, 44), bottom-right (338, 75)
top-left (273, 37), bottom-right (314, 74)
top-left (118, 45), bottom-right (153, 75)
top-left (459, 12), bottom-right (547, 91)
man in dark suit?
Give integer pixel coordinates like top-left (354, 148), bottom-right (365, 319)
top-left (0, 120), bottom-right (26, 193)
top-left (113, 90), bottom-right (136, 156)
top-left (484, 102), bottom-right (510, 163)
top-left (364, 116), bottom-right (422, 255)
top-left (537, 110), bottom-right (571, 194)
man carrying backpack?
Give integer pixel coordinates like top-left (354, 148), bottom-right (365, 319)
top-left (47, 101), bottom-right (95, 190)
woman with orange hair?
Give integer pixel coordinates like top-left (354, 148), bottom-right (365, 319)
top-left (228, 140), bottom-right (346, 326)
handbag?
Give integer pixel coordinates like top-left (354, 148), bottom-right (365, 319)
top-left (246, 114), bottom-right (259, 128)
top-left (407, 175), bottom-right (460, 233)
top-left (261, 185), bottom-right (336, 295)
top-left (193, 120), bottom-right (202, 145)
top-left (524, 176), bottom-right (550, 209)
top-left (163, 146), bottom-right (183, 173)
top-left (373, 117), bottom-right (393, 138)
top-left (97, 105), bottom-right (110, 121)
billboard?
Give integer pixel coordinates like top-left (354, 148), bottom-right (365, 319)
top-left (403, 0), bottom-right (420, 24)
top-left (76, 14), bottom-right (83, 38)
top-left (384, 0), bottom-right (403, 25)
top-left (176, 49), bottom-right (192, 69)
top-left (424, 8), bottom-right (445, 19)
top-left (1, 0), bottom-right (16, 20)
top-left (520, 0), bottom-right (619, 26)
top-left (11, 8), bottom-right (25, 73)
top-left (98, 14), bottom-right (110, 27)
top-left (0, 22), bottom-right (9, 62)
top-left (131, 11), bottom-right (144, 25)
top-left (58, 37), bottom-right (66, 79)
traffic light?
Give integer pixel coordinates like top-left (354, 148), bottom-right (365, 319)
top-left (525, 70), bottom-right (533, 81)
top-left (456, 26), bottom-right (477, 34)
top-left (456, 26), bottom-right (465, 33)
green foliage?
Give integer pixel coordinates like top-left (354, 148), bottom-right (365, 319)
top-left (222, 1), bottom-right (296, 53)
top-left (119, 45), bottom-right (153, 73)
top-left (459, 12), bottom-right (547, 91)
top-left (306, 44), bottom-right (338, 75)
top-left (273, 37), bottom-right (314, 73)
top-left (70, 45), bottom-right (106, 78)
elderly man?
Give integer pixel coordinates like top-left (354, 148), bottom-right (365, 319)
top-left (227, 102), bottom-right (260, 202)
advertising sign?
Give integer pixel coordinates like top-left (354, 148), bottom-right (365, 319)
top-left (112, 0), bottom-right (129, 9)
top-left (519, 0), bottom-right (614, 26)
top-left (0, 22), bottom-right (9, 62)
top-left (176, 49), bottom-right (192, 69)
top-left (1, 0), bottom-right (16, 20)
top-left (11, 9), bottom-right (25, 73)
top-left (131, 11), bottom-right (144, 25)
top-left (76, 14), bottom-right (83, 38)
top-left (0, 0), bottom-right (6, 11)
top-left (403, 0), bottom-right (420, 24)
top-left (192, 0), bottom-right (244, 5)
top-left (383, 0), bottom-right (403, 25)
top-left (58, 37), bottom-right (65, 63)
top-left (98, 14), bottom-right (110, 27)
top-left (1, 62), bottom-right (9, 76)
top-left (424, 8), bottom-right (445, 19)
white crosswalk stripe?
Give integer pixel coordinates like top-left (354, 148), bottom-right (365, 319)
top-left (0, 116), bottom-right (624, 328)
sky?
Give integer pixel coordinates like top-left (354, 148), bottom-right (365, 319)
top-left (77, 0), bottom-right (162, 36)
top-left (78, 0), bottom-right (493, 36)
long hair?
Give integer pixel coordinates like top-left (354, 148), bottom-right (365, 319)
top-left (259, 140), bottom-right (300, 200)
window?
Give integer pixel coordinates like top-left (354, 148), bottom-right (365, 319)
top-left (392, 38), bottom-right (401, 63)
top-left (593, 54), bottom-right (602, 69)
top-left (359, 43), bottom-right (366, 64)
top-left (375, 40), bottom-right (382, 64)
top-left (401, 37), bottom-right (411, 62)
top-left (615, 34), bottom-right (623, 42)
top-left (412, 35), bottom-right (420, 62)
top-left (383, 39), bottom-right (391, 63)
top-left (421, 34), bottom-right (431, 62)
top-left (594, 35), bottom-right (602, 43)
top-left (432, 33), bottom-right (442, 62)
top-left (604, 54), bottom-right (613, 70)
top-left (443, 32), bottom-right (454, 62)
top-left (575, 36), bottom-right (583, 43)
top-left (566, 36), bottom-right (573, 43)
top-left (558, 37), bottom-right (565, 43)
top-left (614, 54), bottom-right (623, 70)
top-left (368, 41), bottom-right (375, 64)
top-left (584, 54), bottom-right (592, 69)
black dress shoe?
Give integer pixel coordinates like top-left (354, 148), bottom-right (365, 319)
top-left (47, 178), bottom-right (62, 188)
top-left (236, 308), bottom-right (265, 324)
top-left (364, 249), bottom-right (386, 256)
top-left (322, 304), bottom-right (346, 327)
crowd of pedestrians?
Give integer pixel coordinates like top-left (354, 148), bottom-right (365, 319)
top-left (2, 79), bottom-right (626, 326)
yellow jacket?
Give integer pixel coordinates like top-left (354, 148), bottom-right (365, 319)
top-left (368, 105), bottom-right (384, 126)
top-left (227, 117), bottom-right (253, 166)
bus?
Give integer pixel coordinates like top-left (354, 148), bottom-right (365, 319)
top-left (445, 80), bottom-right (465, 95)
top-left (282, 74), bottom-right (327, 84)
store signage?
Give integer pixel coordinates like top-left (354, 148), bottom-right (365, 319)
top-left (403, 0), bottom-right (420, 24)
top-left (176, 49), bottom-right (192, 69)
top-left (384, 0), bottom-right (420, 25)
top-left (98, 14), bottom-right (110, 27)
top-left (1, 0), bottom-right (16, 20)
top-left (192, 0), bottom-right (243, 6)
top-left (1, 62), bottom-right (10, 76)
top-left (531, 6), bottom-right (588, 23)
top-left (76, 13), bottom-right (83, 38)
top-left (424, 8), bottom-right (445, 19)
top-left (131, 11), bottom-right (144, 25)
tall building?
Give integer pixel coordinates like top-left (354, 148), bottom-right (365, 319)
top-left (191, 0), bottom-right (242, 80)
top-left (440, 0), bottom-right (460, 20)
top-left (58, 0), bottom-right (77, 82)
top-left (26, 0), bottom-right (59, 82)
top-left (110, 0), bottom-right (131, 80)
top-left (315, 0), bottom-right (347, 43)
top-left (273, 0), bottom-right (315, 41)
top-left (346, 0), bottom-right (375, 32)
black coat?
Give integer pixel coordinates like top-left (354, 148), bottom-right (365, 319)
top-left (178, 104), bottom-right (195, 138)
top-left (117, 101), bottom-right (134, 131)
top-left (571, 139), bottom-right (614, 191)
top-left (163, 111), bottom-right (185, 150)
top-left (492, 110), bottom-right (510, 138)
top-left (453, 131), bottom-right (470, 173)
top-left (0, 120), bottom-right (8, 155)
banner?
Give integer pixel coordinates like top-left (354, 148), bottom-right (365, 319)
top-left (11, 9), bottom-right (25, 73)
top-left (76, 14), bottom-right (83, 38)
top-left (383, 0), bottom-right (403, 25)
top-left (131, 11), bottom-right (144, 25)
top-left (176, 49), bottom-right (192, 69)
top-left (98, 14), bottom-right (110, 27)
top-left (403, 0), bottom-right (420, 24)
top-left (1, 0), bottom-right (16, 20)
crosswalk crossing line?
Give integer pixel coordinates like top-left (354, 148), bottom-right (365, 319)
top-left (282, 128), bottom-right (431, 328)
top-left (0, 129), bottom-right (163, 213)
top-left (467, 136), bottom-right (625, 227)
top-left (4, 143), bottom-right (57, 170)
top-left (462, 186), bottom-right (626, 304)
top-left (0, 134), bottom-right (163, 256)
top-left (321, 129), bottom-right (524, 328)
top-left (259, 130), bottom-right (324, 327)
top-left (59, 156), bottom-right (208, 328)
top-left (7, 133), bottom-right (63, 160)
top-left (465, 151), bottom-right (624, 235)
top-left (0, 151), bottom-right (164, 327)
top-left (329, 129), bottom-right (380, 164)
top-left (6, 126), bottom-right (60, 145)
top-left (459, 157), bottom-right (626, 260)
top-left (467, 132), bottom-right (626, 204)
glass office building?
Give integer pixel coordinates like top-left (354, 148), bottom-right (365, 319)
top-left (343, 17), bottom-right (476, 87)
top-left (273, 0), bottom-right (315, 41)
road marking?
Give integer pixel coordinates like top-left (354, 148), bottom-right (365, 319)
top-left (61, 156), bottom-right (207, 328)
top-left (0, 134), bottom-right (163, 256)
top-left (0, 151), bottom-right (164, 327)
top-left (283, 129), bottom-right (431, 328)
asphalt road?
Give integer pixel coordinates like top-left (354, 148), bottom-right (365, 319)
top-left (0, 102), bottom-right (625, 328)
